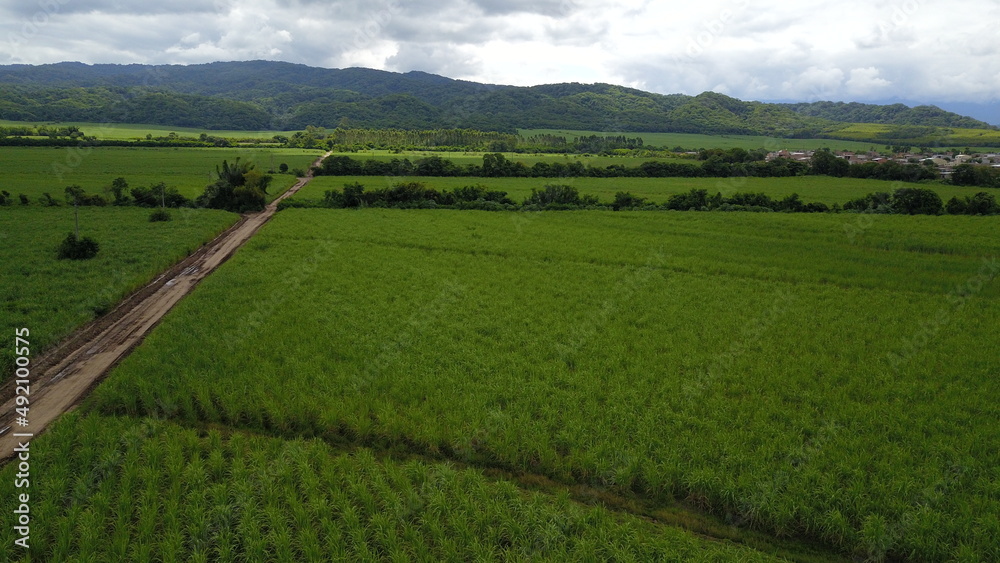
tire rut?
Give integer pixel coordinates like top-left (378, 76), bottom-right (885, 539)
top-left (0, 152), bottom-right (330, 459)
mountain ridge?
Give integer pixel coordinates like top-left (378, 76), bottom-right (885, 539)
top-left (0, 61), bottom-right (993, 138)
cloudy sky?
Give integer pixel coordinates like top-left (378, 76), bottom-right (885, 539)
top-left (2, 0), bottom-right (999, 121)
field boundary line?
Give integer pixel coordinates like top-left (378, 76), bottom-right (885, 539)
top-left (0, 152), bottom-right (331, 461)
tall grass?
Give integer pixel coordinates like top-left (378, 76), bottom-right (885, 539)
top-left (0, 413), bottom-right (783, 561)
top-left (86, 209), bottom-right (1000, 560)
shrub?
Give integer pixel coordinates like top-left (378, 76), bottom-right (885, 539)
top-left (57, 232), bottom-right (100, 260)
top-left (341, 182), bottom-right (367, 208)
top-left (945, 196), bottom-right (968, 215)
top-left (892, 187), bottom-right (943, 215)
top-left (844, 192), bottom-right (892, 213)
top-left (133, 183), bottom-right (191, 208)
top-left (0, 190), bottom-right (10, 206)
top-left (612, 191), bottom-right (647, 210)
top-left (149, 209), bottom-right (172, 222)
top-left (803, 202), bottom-right (830, 213)
top-left (40, 192), bottom-right (60, 206)
top-left (18, 194), bottom-right (29, 205)
top-left (524, 184), bottom-right (587, 206)
top-left (665, 188), bottom-right (709, 210)
top-left (947, 192), bottom-right (999, 215)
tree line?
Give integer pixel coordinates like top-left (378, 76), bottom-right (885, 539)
top-left (279, 181), bottom-right (998, 216)
top-left (313, 152), bottom-right (949, 183)
top-left (5, 158), bottom-right (280, 213)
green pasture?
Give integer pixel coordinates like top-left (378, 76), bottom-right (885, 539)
top-left (0, 147), bottom-right (322, 201)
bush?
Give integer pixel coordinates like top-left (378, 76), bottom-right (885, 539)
top-left (0, 190), bottom-right (10, 206)
top-left (612, 191), bottom-right (647, 210)
top-left (945, 196), bottom-right (968, 215)
top-left (40, 193), bottom-right (60, 206)
top-left (57, 232), bottom-right (100, 260)
top-left (149, 209), bottom-right (172, 222)
top-left (665, 188), bottom-right (710, 210)
top-left (947, 192), bottom-right (999, 215)
top-left (18, 194), bottom-right (29, 205)
top-left (524, 184), bottom-right (590, 206)
top-left (892, 187), bottom-right (943, 215)
top-left (132, 183), bottom-right (191, 208)
top-left (965, 192), bottom-right (999, 215)
top-left (844, 192), bottom-right (892, 213)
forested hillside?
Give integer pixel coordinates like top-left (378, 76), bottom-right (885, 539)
top-left (782, 101), bottom-right (993, 129)
top-left (0, 61), bottom-right (993, 139)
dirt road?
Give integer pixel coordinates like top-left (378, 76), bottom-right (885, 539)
top-left (0, 152), bottom-right (330, 460)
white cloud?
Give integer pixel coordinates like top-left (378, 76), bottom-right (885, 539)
top-left (0, 0), bottom-right (997, 108)
top-left (845, 67), bottom-right (891, 97)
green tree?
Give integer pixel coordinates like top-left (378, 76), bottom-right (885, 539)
top-left (109, 177), bottom-right (130, 205)
top-left (892, 187), bottom-right (943, 215)
top-left (810, 149), bottom-right (850, 177)
top-left (197, 158), bottom-right (272, 212)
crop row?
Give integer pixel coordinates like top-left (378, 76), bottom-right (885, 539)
top-left (88, 209), bottom-right (1000, 561)
top-left (0, 412), bottom-right (782, 562)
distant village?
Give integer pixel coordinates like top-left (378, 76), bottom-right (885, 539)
top-left (765, 149), bottom-right (1000, 179)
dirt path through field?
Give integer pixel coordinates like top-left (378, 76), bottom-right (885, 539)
top-left (0, 152), bottom-right (331, 460)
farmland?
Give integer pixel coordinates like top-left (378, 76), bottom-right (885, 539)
top-left (0, 411), bottom-right (790, 561)
top-left (325, 149), bottom-right (689, 168)
top-left (0, 147), bottom-right (321, 201)
top-left (520, 129), bottom-right (885, 152)
top-left (1, 138), bottom-right (998, 562)
top-left (298, 174), bottom-right (988, 207)
top-left (0, 120), bottom-right (293, 141)
top-left (0, 206), bottom-right (237, 380)
top-left (824, 124), bottom-right (1000, 150)
top-left (62, 208), bottom-right (1000, 561)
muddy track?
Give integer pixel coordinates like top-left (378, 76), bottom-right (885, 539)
top-left (0, 152), bottom-right (330, 460)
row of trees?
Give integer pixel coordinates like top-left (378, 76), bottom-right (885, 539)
top-left (285, 181), bottom-right (998, 216)
top-left (315, 152), bottom-right (947, 183)
top-left (11, 158), bottom-right (274, 213)
top-left (951, 163), bottom-right (1000, 188)
top-left (844, 188), bottom-right (999, 215)
top-left (7, 180), bottom-right (194, 209)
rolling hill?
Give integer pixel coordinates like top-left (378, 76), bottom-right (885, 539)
top-left (0, 61), bottom-right (995, 144)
